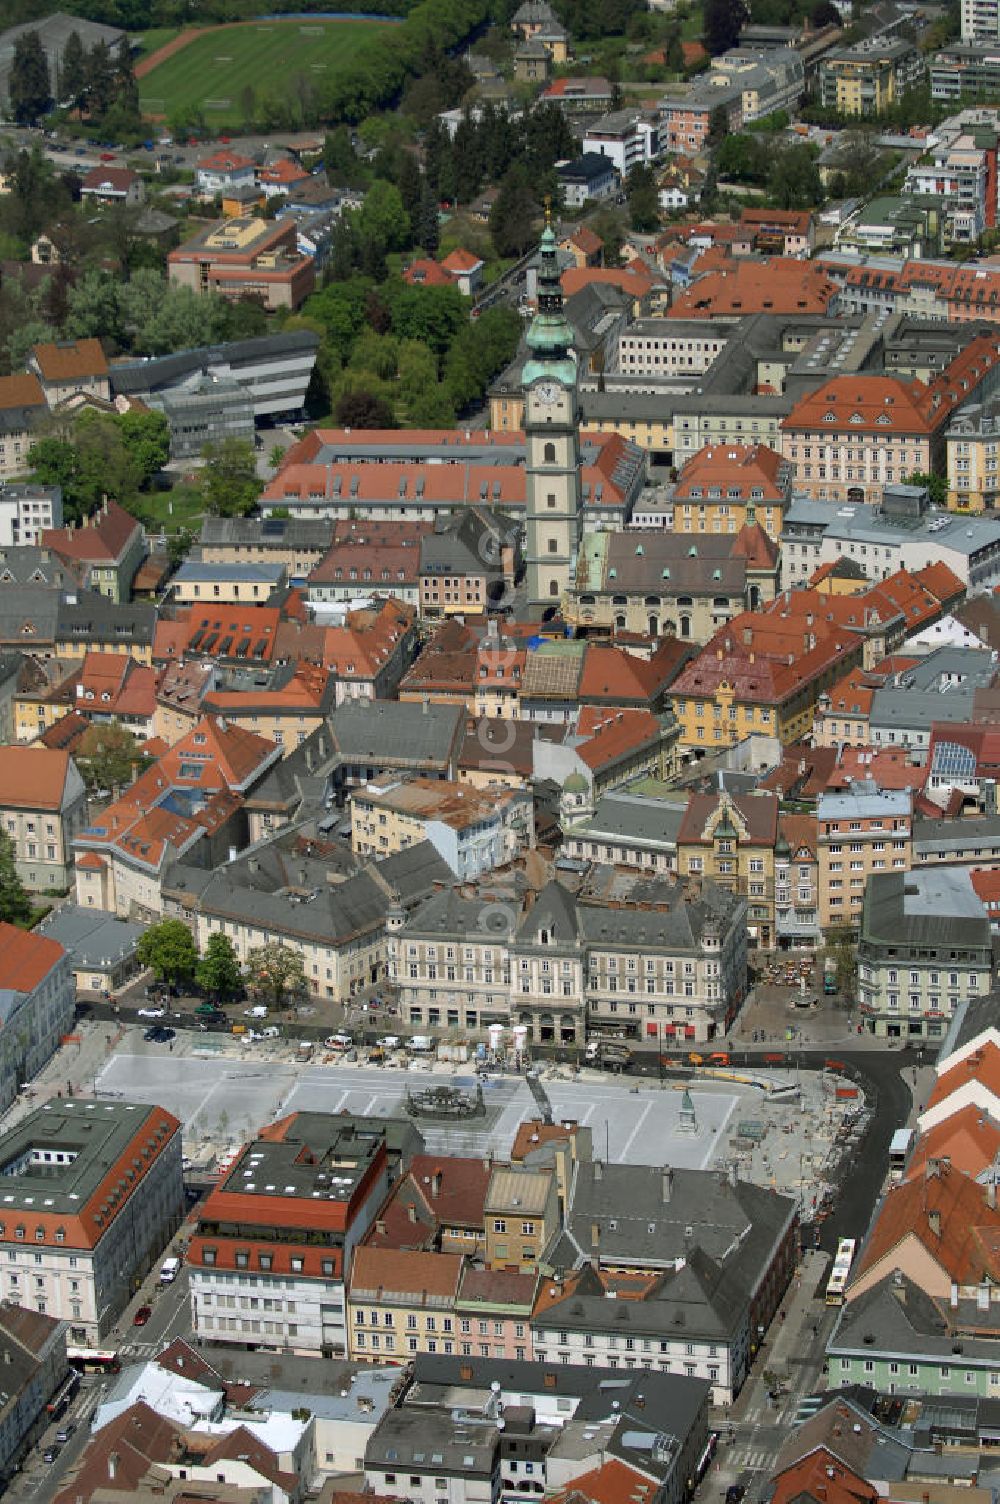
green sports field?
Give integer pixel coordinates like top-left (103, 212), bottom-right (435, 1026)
top-left (138, 19), bottom-right (387, 125)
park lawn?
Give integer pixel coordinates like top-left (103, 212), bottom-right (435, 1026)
top-left (138, 18), bottom-right (391, 127)
top-left (135, 27), bottom-right (180, 59)
top-left (131, 483), bottom-right (205, 537)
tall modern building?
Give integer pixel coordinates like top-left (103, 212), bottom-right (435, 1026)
top-left (962, 0), bottom-right (1000, 42)
top-left (523, 213), bottom-right (583, 611)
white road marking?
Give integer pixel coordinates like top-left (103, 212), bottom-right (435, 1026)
top-left (617, 1100), bottom-right (653, 1163)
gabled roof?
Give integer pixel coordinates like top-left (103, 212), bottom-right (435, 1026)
top-left (441, 247), bottom-right (484, 273)
top-left (350, 1244), bottom-right (464, 1299)
top-left (42, 499), bottom-right (139, 564)
top-left (574, 706), bottom-right (663, 773)
top-left (0, 745), bottom-right (74, 810)
top-left (31, 338), bottom-right (108, 381)
top-left (0, 923), bottom-right (64, 992)
top-left (853, 1161), bottom-right (1000, 1287)
top-left (81, 166), bottom-right (138, 194)
top-left (906, 1104), bottom-right (1000, 1183)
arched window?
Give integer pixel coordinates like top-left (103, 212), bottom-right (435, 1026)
top-left (680, 615), bottom-right (691, 638)
top-left (549, 579), bottom-right (560, 596)
top-left (648, 615), bottom-right (659, 637)
top-left (543, 441), bottom-right (556, 463)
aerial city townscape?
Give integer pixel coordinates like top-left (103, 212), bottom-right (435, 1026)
top-left (4, 0), bottom-right (1000, 1499)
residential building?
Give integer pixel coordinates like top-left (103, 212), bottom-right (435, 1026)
top-left (419, 508), bottom-right (519, 618)
top-left (170, 560), bottom-right (286, 605)
top-left (391, 874), bottom-right (748, 1045)
top-left (659, 75), bottom-right (744, 153)
top-left (258, 156), bottom-right (311, 199)
top-left (195, 150), bottom-right (256, 198)
top-left (782, 338), bottom-right (1000, 504)
top-left (931, 45), bottom-right (1000, 101)
top-left (833, 254), bottom-right (1000, 326)
top-left (947, 395), bottom-right (1000, 510)
top-left (199, 661), bottom-right (334, 751)
top-left (538, 1161), bottom-right (798, 1404)
top-left (865, 647), bottom-right (996, 751)
top-left (199, 514), bottom-right (332, 580)
top-left (72, 716), bottom-right (281, 919)
top-left (0, 1304), bottom-right (67, 1485)
top-left (556, 153), bottom-right (619, 208)
top-left (902, 124), bottom-right (998, 244)
top-left (858, 868), bottom-right (992, 1040)
top-left (366, 1356), bottom-right (710, 1504)
top-left (669, 601), bottom-right (865, 753)
top-left (816, 785), bottom-right (912, 932)
top-left (0, 483), bottom-right (62, 546)
top-left (364, 1153), bottom-right (493, 1258)
top-left (189, 1112), bottom-right (393, 1356)
top-left (819, 38), bottom-right (925, 114)
top-left (774, 814), bottom-right (821, 950)
top-left (27, 339), bottom-right (110, 409)
top-left (35, 903), bottom-right (144, 998)
top-left (0, 1099), bottom-right (182, 1343)
top-left (483, 1165), bottom-right (559, 1271)
top-left (739, 208), bottom-right (815, 258)
top-left (962, 0), bottom-right (1000, 42)
top-left (80, 167), bottom-right (144, 206)
top-left (666, 442), bottom-right (792, 542)
top-left (676, 791), bottom-right (780, 949)
top-left (667, 259), bottom-right (840, 321)
top-left (350, 776), bottom-right (533, 879)
top-left (542, 78), bottom-right (615, 112)
top-left (0, 744), bottom-right (86, 890)
top-left (0, 375), bottom-right (47, 481)
top-left (781, 487), bottom-right (1000, 591)
top-left (563, 789), bottom-right (687, 874)
top-left (582, 111), bottom-right (660, 176)
top-left (168, 216), bottom-right (315, 312)
top-left (184, 840), bottom-right (452, 1005)
top-left (348, 1246), bottom-right (465, 1363)
top-left (0, 922), bottom-right (74, 1115)
top-left (41, 498), bottom-right (146, 604)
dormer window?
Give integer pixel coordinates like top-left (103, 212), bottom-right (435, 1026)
top-left (539, 927), bottom-right (551, 945)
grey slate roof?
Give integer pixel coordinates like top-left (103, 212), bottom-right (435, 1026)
top-left (0, 547), bottom-right (77, 587)
top-left (938, 990), bottom-right (1000, 1065)
top-left (861, 869), bottom-right (992, 954)
top-left (598, 532), bottom-right (750, 596)
top-left (572, 791), bottom-right (688, 848)
top-left (868, 648), bottom-right (997, 734)
top-left (555, 1161), bottom-right (796, 1287)
top-left (912, 812), bottom-right (1000, 859)
top-left (200, 516), bottom-right (334, 552)
top-left (37, 903), bottom-right (144, 968)
top-left (830, 1271), bottom-right (1000, 1368)
top-left (111, 330), bottom-right (320, 398)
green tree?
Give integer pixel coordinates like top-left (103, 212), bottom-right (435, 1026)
top-left (137, 919), bottom-right (200, 987)
top-left (196, 933), bottom-right (243, 1003)
top-left (9, 32), bottom-right (51, 125)
top-left (0, 830), bottom-right (30, 925)
top-left (86, 40), bottom-right (116, 119)
top-left (766, 143), bottom-right (822, 210)
top-left (199, 437), bottom-right (261, 518)
top-left (245, 942), bottom-right (308, 1010)
top-left (824, 928), bottom-right (857, 998)
top-left (489, 166), bottom-right (538, 258)
top-left (334, 388), bottom-right (396, 427)
top-left (904, 470), bottom-right (948, 507)
top-left (269, 444), bottom-right (285, 469)
top-left (76, 722), bottom-right (141, 792)
top-left (703, 0), bottom-right (748, 53)
top-left (626, 164), bottom-right (660, 233)
top-left (65, 269), bottom-right (123, 345)
top-left (119, 410), bottom-right (170, 489)
top-left (357, 180), bottom-right (412, 252)
top-left (59, 28), bottom-right (88, 114)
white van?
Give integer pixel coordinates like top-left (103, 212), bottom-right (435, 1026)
top-left (409, 1034), bottom-right (436, 1054)
top-left (159, 1256), bottom-right (181, 1284)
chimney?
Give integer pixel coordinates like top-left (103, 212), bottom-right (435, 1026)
top-left (662, 1167), bottom-right (673, 1203)
top-left (928, 1208), bottom-right (941, 1237)
top-left (431, 1168), bottom-right (442, 1198)
top-left (950, 1280), bottom-right (959, 1309)
top-left (109, 1452), bottom-right (120, 1482)
top-left (594, 1159), bottom-right (603, 1181)
top-left (989, 1180), bottom-right (997, 1211)
top-left (406, 1202), bottom-right (417, 1223)
top-left (376, 1219), bottom-right (386, 1237)
top-left (591, 1221), bottom-right (600, 1249)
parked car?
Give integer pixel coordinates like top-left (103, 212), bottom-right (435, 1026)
top-left (43, 1446), bottom-right (60, 1464)
top-left (325, 1032), bottom-right (353, 1051)
top-left (137, 1007), bottom-right (164, 1019)
top-left (133, 1305), bottom-right (152, 1326)
top-left (143, 1026), bottom-right (175, 1044)
top-left (55, 1423), bottom-right (74, 1444)
top-left (243, 1005), bottom-right (268, 1019)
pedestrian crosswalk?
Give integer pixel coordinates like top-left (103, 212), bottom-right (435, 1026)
top-left (728, 1446), bottom-right (775, 1472)
top-left (119, 1339), bottom-right (158, 1359)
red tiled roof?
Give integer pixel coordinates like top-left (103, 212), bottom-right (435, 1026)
top-left (678, 791), bottom-right (779, 846)
top-left (0, 923), bottom-right (64, 991)
top-left (42, 498), bottom-right (139, 564)
top-left (0, 745), bottom-right (73, 809)
top-left (548, 1457), bottom-right (656, 1504)
top-left (906, 1104), bottom-right (1000, 1183)
top-left (574, 706), bottom-right (662, 772)
top-left (198, 150), bottom-right (254, 172)
top-left (351, 1244), bottom-right (464, 1299)
top-left (441, 247), bottom-right (483, 273)
top-left (854, 1162), bottom-right (1000, 1286)
top-left (403, 257), bottom-right (451, 286)
top-left (0, 373), bottom-right (46, 410)
top-left (562, 262), bottom-right (656, 301)
top-left (770, 1449), bottom-right (874, 1504)
top-left (674, 442), bottom-right (791, 503)
top-left (669, 257), bottom-right (837, 318)
top-left (32, 338), bottom-right (108, 381)
top-left (81, 166), bottom-right (138, 194)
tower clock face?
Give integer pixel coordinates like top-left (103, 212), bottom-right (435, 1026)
top-left (534, 381), bottom-right (561, 406)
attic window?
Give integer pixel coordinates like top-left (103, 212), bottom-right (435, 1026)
top-left (849, 413), bottom-right (863, 424)
top-left (824, 412), bottom-right (835, 422)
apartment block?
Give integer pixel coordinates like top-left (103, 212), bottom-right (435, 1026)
top-left (816, 784), bottom-right (912, 932)
top-left (0, 923), bottom-right (74, 1117)
top-left (168, 216), bottom-right (315, 311)
top-left (0, 745), bottom-right (87, 891)
top-left (189, 1112), bottom-right (392, 1357)
top-left (0, 1099), bottom-right (182, 1343)
top-left (819, 38), bottom-right (924, 115)
top-left (858, 868), bottom-right (992, 1040)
